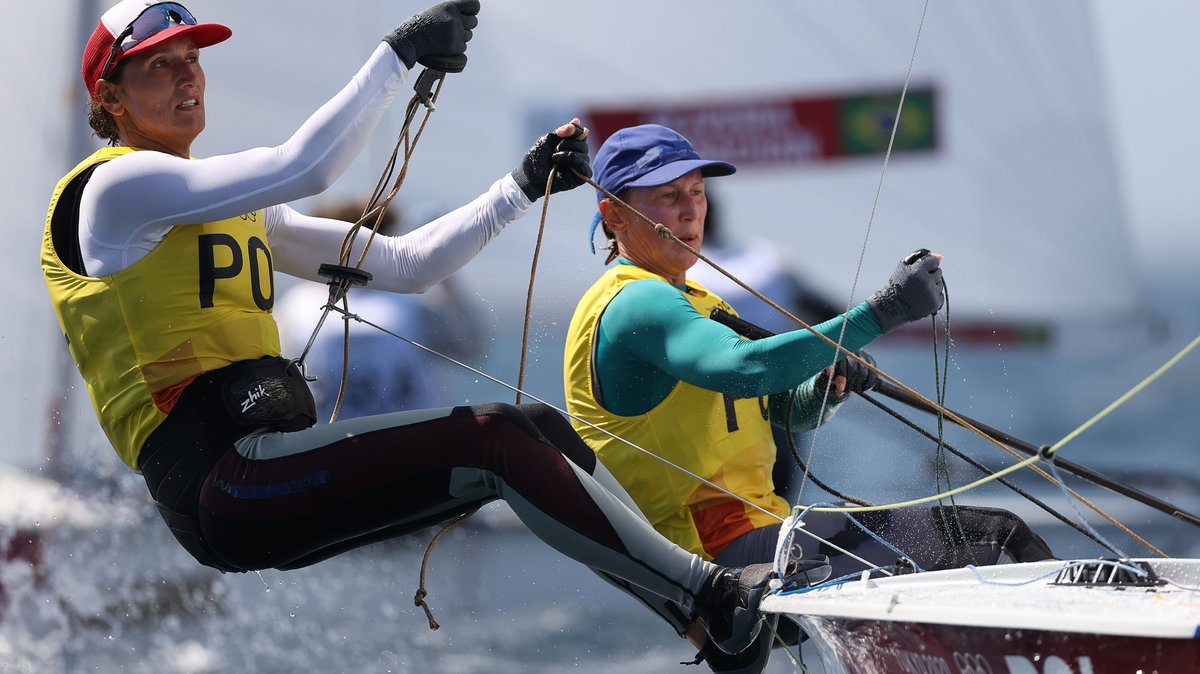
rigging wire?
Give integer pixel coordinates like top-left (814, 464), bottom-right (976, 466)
top-left (797, 0), bottom-right (933, 509)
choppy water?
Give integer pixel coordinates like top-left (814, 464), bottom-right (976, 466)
top-left (1, 500), bottom-right (826, 673)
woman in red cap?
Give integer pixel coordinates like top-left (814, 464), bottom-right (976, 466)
top-left (41, 0), bottom-right (779, 661)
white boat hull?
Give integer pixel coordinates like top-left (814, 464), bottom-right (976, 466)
top-left (763, 558), bottom-right (1200, 673)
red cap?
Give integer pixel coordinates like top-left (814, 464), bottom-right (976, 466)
top-left (82, 1), bottom-right (231, 98)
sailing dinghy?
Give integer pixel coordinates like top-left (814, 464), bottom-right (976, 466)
top-left (762, 557), bottom-right (1200, 673)
top-left (710, 312), bottom-right (1200, 673)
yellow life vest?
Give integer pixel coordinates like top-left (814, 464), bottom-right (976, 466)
top-left (42, 147), bottom-right (280, 470)
top-left (563, 264), bottom-right (789, 559)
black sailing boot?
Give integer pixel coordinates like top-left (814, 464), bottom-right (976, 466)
top-left (693, 563), bottom-right (774, 656)
top-left (686, 556), bottom-right (834, 672)
top-left (685, 614), bottom-right (778, 673)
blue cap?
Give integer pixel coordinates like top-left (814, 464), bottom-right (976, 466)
top-left (593, 124), bottom-right (736, 201)
top-left (589, 124), bottom-right (736, 253)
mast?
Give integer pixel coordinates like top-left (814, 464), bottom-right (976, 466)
top-left (43, 0), bottom-right (101, 480)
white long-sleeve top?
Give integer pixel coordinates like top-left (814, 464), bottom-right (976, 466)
top-left (78, 42), bottom-right (532, 292)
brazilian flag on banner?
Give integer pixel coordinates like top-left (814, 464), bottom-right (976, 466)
top-left (839, 88), bottom-right (936, 156)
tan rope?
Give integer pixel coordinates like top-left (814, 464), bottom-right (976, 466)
top-left (342, 76), bottom-right (444, 270)
top-left (515, 126), bottom-right (591, 403)
top-left (328, 293), bottom-right (352, 423)
top-left (325, 74), bottom-right (445, 423)
top-left (514, 168), bottom-right (560, 404)
top-left (413, 506), bottom-right (481, 630)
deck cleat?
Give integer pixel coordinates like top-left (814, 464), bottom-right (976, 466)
top-left (779, 554), bottom-right (833, 593)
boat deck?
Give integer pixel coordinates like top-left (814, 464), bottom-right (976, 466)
top-left (764, 557), bottom-right (1200, 637)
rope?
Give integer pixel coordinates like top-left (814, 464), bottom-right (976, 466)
top-left (331, 79), bottom-right (445, 421)
top-left (810, 461), bottom-right (1167, 556)
top-left (1044, 334), bottom-right (1200, 458)
top-left (413, 506), bottom-right (480, 630)
top-left (1045, 461), bottom-right (1133, 559)
top-left (294, 71), bottom-right (447, 423)
top-left (766, 617), bottom-right (813, 672)
top-left (514, 165), bottom-right (566, 404)
top-left (783, 387), bottom-right (874, 507)
top-left (292, 69), bottom-right (492, 628)
top-left (810, 455), bottom-right (1039, 512)
top-left (789, 339), bottom-right (1187, 561)
top-left (801, 455), bottom-right (1169, 562)
top-left (924, 287), bottom-right (982, 566)
top-left (342, 74), bottom-right (445, 270)
top-left (857, 391), bottom-right (1122, 554)
top-left (515, 127), bottom-right (592, 403)
top-left (800, 334), bottom-right (1197, 556)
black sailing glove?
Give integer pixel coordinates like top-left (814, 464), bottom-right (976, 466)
top-left (866, 249), bottom-right (945, 333)
top-left (511, 122), bottom-right (594, 202)
top-left (383, 0), bottom-right (480, 73)
top-left (817, 349), bottom-right (879, 394)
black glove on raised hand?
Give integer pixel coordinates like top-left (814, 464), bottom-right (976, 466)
top-left (866, 249), bottom-right (945, 333)
top-left (511, 122), bottom-right (593, 202)
top-left (383, 0), bottom-right (480, 73)
top-left (817, 349), bottom-right (879, 395)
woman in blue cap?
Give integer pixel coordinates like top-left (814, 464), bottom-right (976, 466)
top-left (42, 1), bottom-right (781, 661)
top-left (564, 124), bottom-right (1051, 672)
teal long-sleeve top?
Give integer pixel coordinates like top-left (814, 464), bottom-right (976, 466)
top-left (593, 261), bottom-right (883, 427)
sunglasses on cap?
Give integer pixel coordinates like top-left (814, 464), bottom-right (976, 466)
top-left (99, 2), bottom-right (198, 81)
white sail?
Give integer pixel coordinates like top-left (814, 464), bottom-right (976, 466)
top-left (352, 0), bottom-right (1149, 344)
top-left (178, 1), bottom-right (1151, 346)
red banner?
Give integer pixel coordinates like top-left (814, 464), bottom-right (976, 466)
top-left (585, 87), bottom-right (936, 168)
